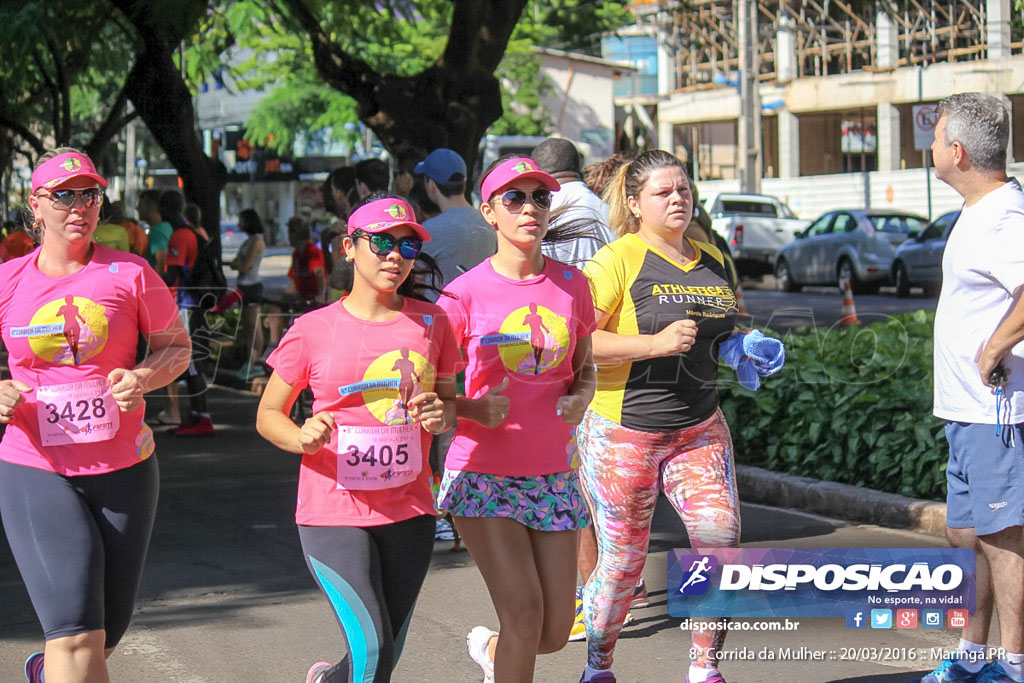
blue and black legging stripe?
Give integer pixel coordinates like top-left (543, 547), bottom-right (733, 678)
top-left (298, 514), bottom-right (435, 683)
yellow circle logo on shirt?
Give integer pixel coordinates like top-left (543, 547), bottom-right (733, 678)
top-left (339, 348), bottom-right (436, 425)
top-left (22, 296), bottom-right (109, 365)
top-left (489, 303), bottom-right (570, 375)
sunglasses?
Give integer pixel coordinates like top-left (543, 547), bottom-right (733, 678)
top-left (38, 188), bottom-right (104, 210)
top-left (494, 188), bottom-right (552, 212)
top-left (352, 230), bottom-right (423, 259)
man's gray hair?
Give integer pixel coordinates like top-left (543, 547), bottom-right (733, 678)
top-left (936, 93), bottom-right (1009, 172)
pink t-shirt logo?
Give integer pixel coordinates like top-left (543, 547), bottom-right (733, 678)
top-left (10, 295), bottom-right (109, 366)
top-left (337, 346), bottom-right (436, 425)
top-left (333, 346), bottom-right (435, 490)
top-left (480, 302), bottom-right (570, 375)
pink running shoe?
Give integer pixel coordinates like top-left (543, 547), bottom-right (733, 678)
top-left (305, 661), bottom-right (333, 683)
top-left (686, 671), bottom-right (727, 683)
top-left (630, 577), bottom-right (649, 609)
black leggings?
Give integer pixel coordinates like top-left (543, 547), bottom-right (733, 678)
top-left (0, 457), bottom-right (159, 648)
top-left (298, 514), bottom-right (435, 683)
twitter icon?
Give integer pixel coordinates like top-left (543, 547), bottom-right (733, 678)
top-left (871, 609), bottom-right (893, 629)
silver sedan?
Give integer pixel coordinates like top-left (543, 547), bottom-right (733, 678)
top-left (890, 210), bottom-right (961, 297)
top-left (774, 209), bottom-right (928, 294)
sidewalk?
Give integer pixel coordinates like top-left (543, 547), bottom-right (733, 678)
top-left (0, 387), bottom-right (960, 682)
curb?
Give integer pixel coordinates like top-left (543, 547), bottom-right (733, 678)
top-left (737, 465), bottom-right (948, 538)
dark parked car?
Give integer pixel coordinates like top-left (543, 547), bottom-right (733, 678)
top-left (774, 209), bottom-right (928, 294)
top-left (890, 210), bottom-right (961, 297)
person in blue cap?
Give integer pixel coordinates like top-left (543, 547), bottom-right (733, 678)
top-left (416, 148), bottom-right (496, 297)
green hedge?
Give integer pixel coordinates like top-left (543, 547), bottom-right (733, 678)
top-left (719, 310), bottom-right (948, 501)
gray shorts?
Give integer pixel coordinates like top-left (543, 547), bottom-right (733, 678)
top-left (945, 421), bottom-right (1024, 535)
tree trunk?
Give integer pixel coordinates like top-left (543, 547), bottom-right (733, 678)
top-left (123, 42), bottom-right (227, 263)
top-left (287, 0), bottom-right (528, 180)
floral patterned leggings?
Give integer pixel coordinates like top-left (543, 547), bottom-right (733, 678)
top-left (577, 409), bottom-right (741, 671)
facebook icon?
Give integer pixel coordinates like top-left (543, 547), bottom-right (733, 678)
top-left (845, 610), bottom-right (866, 629)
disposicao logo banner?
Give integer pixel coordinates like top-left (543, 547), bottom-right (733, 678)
top-left (667, 548), bottom-right (975, 618)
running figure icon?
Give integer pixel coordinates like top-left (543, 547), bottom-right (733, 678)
top-left (56, 294), bottom-right (86, 365)
top-left (522, 302), bottom-right (550, 374)
top-left (391, 346), bottom-right (422, 422)
top-left (679, 556), bottom-right (713, 594)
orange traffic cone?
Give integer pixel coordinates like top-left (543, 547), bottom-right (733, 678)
top-left (839, 277), bottom-right (860, 326)
top-left (735, 286), bottom-right (749, 315)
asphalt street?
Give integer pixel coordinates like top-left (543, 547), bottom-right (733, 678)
top-left (0, 385), bottom-right (971, 683)
top-left (733, 273), bottom-right (939, 333)
top-left (249, 253), bottom-right (940, 335)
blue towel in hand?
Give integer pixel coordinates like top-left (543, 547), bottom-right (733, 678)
top-left (719, 330), bottom-right (786, 390)
top-left (743, 329), bottom-right (785, 376)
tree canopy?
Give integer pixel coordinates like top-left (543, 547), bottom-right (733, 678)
top-left (0, 3), bottom-right (138, 196)
top-left (219, 0), bottom-right (632, 157)
top-left (1, 0), bottom-right (632, 223)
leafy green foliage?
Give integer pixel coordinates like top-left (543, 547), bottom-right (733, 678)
top-left (719, 311), bottom-right (948, 500)
top-left (198, 0), bottom-right (451, 154)
top-left (0, 4), bottom-right (129, 151)
top-left (524, 0), bottom-right (633, 54)
top-left (244, 85), bottom-right (361, 155)
top-left (209, 0), bottom-right (633, 153)
top-left (489, 1), bottom-right (632, 136)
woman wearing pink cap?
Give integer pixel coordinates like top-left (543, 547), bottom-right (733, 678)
top-left (0, 148), bottom-right (190, 682)
top-left (256, 196), bottom-right (462, 683)
top-left (435, 156), bottom-right (597, 682)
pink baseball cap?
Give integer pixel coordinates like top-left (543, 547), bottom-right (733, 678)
top-left (31, 152), bottom-right (108, 194)
top-left (480, 157), bottom-right (560, 203)
top-left (347, 198), bottom-right (431, 242)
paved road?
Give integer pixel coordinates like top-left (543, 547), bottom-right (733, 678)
top-left (739, 281), bottom-right (938, 334)
top-left (0, 387), bottom-right (971, 683)
top-left (250, 255), bottom-right (939, 335)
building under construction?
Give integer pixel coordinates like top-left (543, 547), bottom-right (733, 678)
top-left (613, 0), bottom-right (1024, 216)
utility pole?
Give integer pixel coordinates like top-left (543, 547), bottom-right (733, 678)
top-left (124, 119), bottom-right (137, 214)
top-left (737, 0), bottom-right (762, 193)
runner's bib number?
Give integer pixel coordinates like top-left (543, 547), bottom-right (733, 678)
top-left (36, 379), bottom-right (119, 446)
top-left (332, 421), bottom-right (422, 490)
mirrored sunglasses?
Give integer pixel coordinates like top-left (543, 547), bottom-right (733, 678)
top-left (496, 188), bottom-right (551, 212)
top-left (353, 230), bottom-right (423, 259)
top-left (39, 188), bottom-right (104, 210)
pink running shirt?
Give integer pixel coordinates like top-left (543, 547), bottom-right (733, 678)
top-left (267, 298), bottom-right (462, 527)
top-left (0, 246), bottom-right (178, 475)
top-left (438, 258), bottom-right (596, 476)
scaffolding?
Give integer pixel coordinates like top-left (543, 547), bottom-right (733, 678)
top-left (632, 0), bottom-right (1024, 92)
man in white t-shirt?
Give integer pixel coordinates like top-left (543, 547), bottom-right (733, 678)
top-left (919, 93), bottom-right (1024, 683)
top-left (531, 138), bottom-right (615, 268)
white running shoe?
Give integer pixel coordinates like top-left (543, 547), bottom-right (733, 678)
top-left (466, 626), bottom-right (497, 683)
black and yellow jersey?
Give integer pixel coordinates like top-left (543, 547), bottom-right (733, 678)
top-left (583, 232), bottom-right (738, 431)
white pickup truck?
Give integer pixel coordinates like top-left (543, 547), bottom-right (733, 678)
top-left (703, 192), bottom-right (808, 278)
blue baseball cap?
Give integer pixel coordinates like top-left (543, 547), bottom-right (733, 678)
top-left (414, 148), bottom-right (466, 183)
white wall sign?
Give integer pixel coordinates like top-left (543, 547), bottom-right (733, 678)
top-left (913, 104), bottom-right (940, 151)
